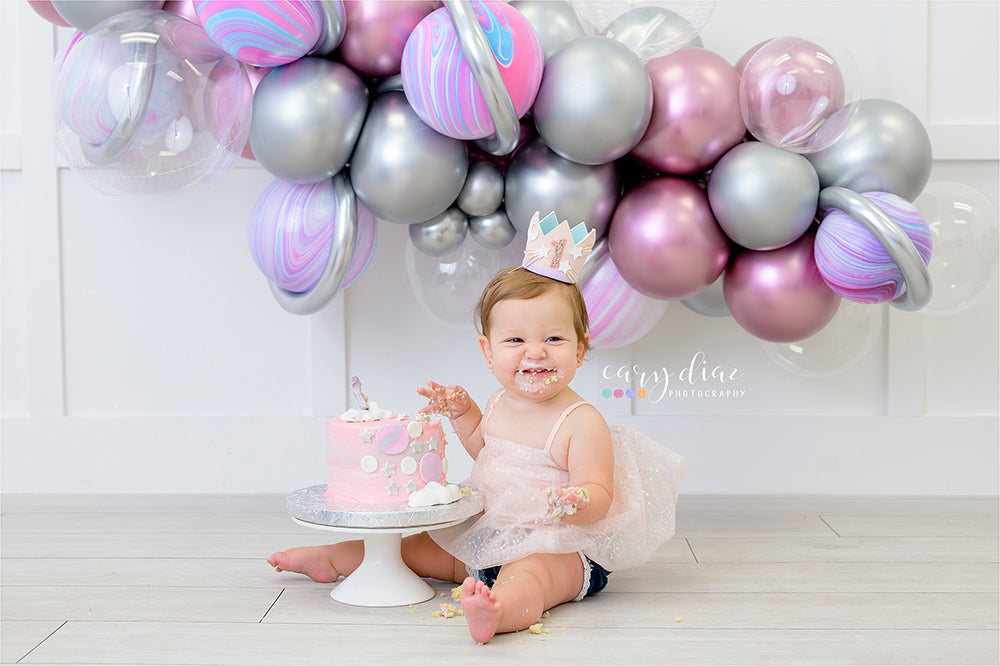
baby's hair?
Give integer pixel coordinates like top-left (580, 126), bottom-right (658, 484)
top-left (475, 266), bottom-right (593, 352)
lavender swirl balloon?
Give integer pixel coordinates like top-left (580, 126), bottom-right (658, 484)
top-left (815, 191), bottom-right (932, 303)
top-left (250, 179), bottom-right (378, 293)
top-left (401, 1), bottom-right (543, 140)
top-left (195, 0), bottom-right (325, 67)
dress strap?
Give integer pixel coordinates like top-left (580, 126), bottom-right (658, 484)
top-left (543, 401), bottom-right (589, 454)
top-left (481, 389), bottom-right (506, 432)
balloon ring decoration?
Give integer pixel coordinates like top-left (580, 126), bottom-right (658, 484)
top-left (80, 39), bottom-right (155, 166)
top-left (818, 187), bottom-right (932, 311)
top-left (443, 0), bottom-right (520, 156)
top-left (267, 172), bottom-right (358, 315)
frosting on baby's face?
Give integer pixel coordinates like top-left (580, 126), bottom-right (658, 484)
top-left (340, 401), bottom-right (395, 422)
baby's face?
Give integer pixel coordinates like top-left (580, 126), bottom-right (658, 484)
top-left (479, 290), bottom-right (586, 401)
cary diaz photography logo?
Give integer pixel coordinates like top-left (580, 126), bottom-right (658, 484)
top-left (602, 352), bottom-right (746, 404)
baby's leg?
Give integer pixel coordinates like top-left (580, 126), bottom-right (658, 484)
top-left (267, 541), bottom-right (363, 583)
top-left (460, 552), bottom-right (584, 643)
top-left (400, 531), bottom-right (468, 584)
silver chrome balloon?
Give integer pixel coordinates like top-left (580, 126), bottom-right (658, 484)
top-left (457, 162), bottom-right (505, 217)
top-left (602, 6), bottom-right (703, 62)
top-left (806, 99), bottom-right (933, 202)
top-left (312, 0), bottom-right (346, 55)
top-left (51, 0), bottom-right (164, 31)
top-left (708, 142), bottom-right (819, 250)
top-left (818, 187), bottom-right (932, 311)
top-left (409, 207), bottom-right (469, 257)
top-left (249, 58), bottom-right (368, 184)
top-left (532, 36), bottom-right (652, 166)
top-left (269, 172), bottom-right (358, 315)
top-left (680, 275), bottom-right (731, 317)
top-left (469, 209), bottom-right (517, 249)
top-left (351, 91), bottom-right (469, 225)
top-left (444, 0), bottom-right (520, 156)
top-left (509, 0), bottom-right (586, 60)
top-left (504, 137), bottom-right (619, 238)
top-left (80, 40), bottom-right (155, 166)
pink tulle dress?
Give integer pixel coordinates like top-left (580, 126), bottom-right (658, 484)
top-left (430, 390), bottom-right (685, 571)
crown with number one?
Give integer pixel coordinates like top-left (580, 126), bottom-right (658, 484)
top-left (521, 212), bottom-right (597, 284)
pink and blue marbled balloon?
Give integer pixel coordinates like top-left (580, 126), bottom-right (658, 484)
top-left (580, 245), bottom-right (668, 349)
top-left (401, 1), bottom-right (543, 140)
top-left (249, 179), bottom-right (377, 293)
top-left (815, 191), bottom-right (933, 303)
top-left (194, 0), bottom-right (325, 67)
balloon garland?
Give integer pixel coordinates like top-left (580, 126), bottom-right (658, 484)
top-left (36, 0), bottom-right (999, 376)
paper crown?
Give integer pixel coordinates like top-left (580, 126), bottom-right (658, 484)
top-left (521, 211), bottom-right (596, 284)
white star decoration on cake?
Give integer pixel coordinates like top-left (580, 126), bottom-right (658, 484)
top-left (382, 462), bottom-right (396, 476)
top-left (360, 428), bottom-right (374, 443)
top-left (386, 481), bottom-right (400, 496)
top-left (405, 480), bottom-right (417, 493)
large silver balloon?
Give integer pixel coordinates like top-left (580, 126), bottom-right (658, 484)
top-left (52, 1), bottom-right (164, 31)
top-left (708, 142), bottom-right (819, 250)
top-left (504, 137), bottom-right (619, 237)
top-left (509, 0), bottom-right (586, 60)
top-left (680, 274), bottom-right (730, 317)
top-left (457, 162), bottom-right (504, 217)
top-left (250, 58), bottom-right (368, 184)
top-left (470, 209), bottom-right (517, 249)
top-left (533, 36), bottom-right (652, 166)
top-left (806, 98), bottom-right (932, 202)
top-left (602, 6), bottom-right (703, 62)
top-left (352, 92), bottom-right (469, 225)
top-left (409, 206), bottom-right (469, 257)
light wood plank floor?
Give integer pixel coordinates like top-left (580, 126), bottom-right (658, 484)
top-left (2, 495), bottom-right (997, 665)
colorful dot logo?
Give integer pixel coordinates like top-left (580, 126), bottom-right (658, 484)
top-left (603, 389), bottom-right (648, 399)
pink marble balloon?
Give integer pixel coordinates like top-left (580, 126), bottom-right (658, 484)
top-left (608, 177), bottom-right (730, 300)
top-left (401, 1), bottom-right (543, 141)
top-left (815, 191), bottom-right (932, 303)
top-left (194, 0), bottom-right (326, 67)
top-left (631, 47), bottom-right (745, 176)
top-left (339, 0), bottom-right (436, 77)
top-left (724, 231), bottom-right (842, 342)
top-left (27, 0), bottom-right (72, 26)
top-left (581, 243), bottom-right (668, 348)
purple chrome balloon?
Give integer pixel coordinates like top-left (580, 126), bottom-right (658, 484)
top-left (724, 231), bottom-right (841, 342)
top-left (608, 177), bottom-right (730, 299)
top-left (339, 0), bottom-right (436, 77)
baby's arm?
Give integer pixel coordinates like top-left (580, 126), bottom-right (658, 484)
top-left (547, 408), bottom-right (614, 526)
top-left (417, 381), bottom-right (486, 460)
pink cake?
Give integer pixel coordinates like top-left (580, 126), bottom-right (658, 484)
top-left (325, 413), bottom-right (447, 506)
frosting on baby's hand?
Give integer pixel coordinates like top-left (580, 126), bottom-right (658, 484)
top-left (417, 381), bottom-right (471, 419)
top-left (545, 486), bottom-right (590, 521)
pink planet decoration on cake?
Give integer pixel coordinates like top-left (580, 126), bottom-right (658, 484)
top-left (249, 179), bottom-right (378, 294)
top-left (375, 424), bottom-right (410, 455)
top-left (401, 1), bottom-right (543, 141)
top-left (815, 191), bottom-right (933, 303)
top-left (194, 0), bottom-right (327, 67)
top-left (580, 241), bottom-right (668, 348)
top-left (419, 453), bottom-right (443, 483)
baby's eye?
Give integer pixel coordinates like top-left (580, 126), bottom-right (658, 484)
top-left (546, 336), bottom-right (565, 343)
top-left (505, 337), bottom-right (523, 344)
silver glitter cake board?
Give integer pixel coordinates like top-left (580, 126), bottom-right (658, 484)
top-left (287, 484), bottom-right (483, 530)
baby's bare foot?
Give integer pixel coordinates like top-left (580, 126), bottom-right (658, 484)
top-left (267, 545), bottom-right (340, 583)
top-left (460, 577), bottom-right (501, 644)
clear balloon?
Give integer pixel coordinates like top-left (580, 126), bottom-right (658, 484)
top-left (739, 36), bottom-right (860, 154)
top-left (914, 182), bottom-right (1000, 314)
top-left (404, 235), bottom-right (523, 330)
top-left (52, 9), bottom-right (252, 196)
top-left (532, 36), bottom-right (653, 166)
top-left (602, 5), bottom-right (704, 62)
top-left (761, 299), bottom-right (883, 377)
top-left (572, 0), bottom-right (714, 41)
top-left (580, 241), bottom-right (668, 348)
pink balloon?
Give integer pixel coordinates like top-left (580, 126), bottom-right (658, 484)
top-left (27, 0), bottom-right (72, 27)
top-left (339, 0), bottom-right (436, 78)
top-left (723, 231), bottom-right (841, 343)
top-left (163, 0), bottom-right (200, 24)
top-left (631, 48), bottom-right (745, 176)
top-left (608, 177), bottom-right (730, 300)
top-left (734, 39), bottom-right (770, 76)
top-left (239, 65), bottom-right (271, 160)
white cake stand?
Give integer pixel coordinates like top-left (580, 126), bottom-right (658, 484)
top-left (287, 485), bottom-right (482, 607)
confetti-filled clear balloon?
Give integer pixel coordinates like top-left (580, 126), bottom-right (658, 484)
top-left (601, 5), bottom-right (704, 62)
top-left (52, 9), bottom-right (252, 196)
top-left (739, 36), bottom-right (860, 154)
top-left (761, 299), bottom-right (883, 378)
top-left (404, 235), bottom-right (522, 330)
top-left (914, 182), bottom-right (999, 314)
top-left (572, 0), bottom-right (714, 40)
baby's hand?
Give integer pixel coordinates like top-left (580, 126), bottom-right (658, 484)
top-left (417, 381), bottom-right (472, 419)
top-left (545, 486), bottom-right (590, 521)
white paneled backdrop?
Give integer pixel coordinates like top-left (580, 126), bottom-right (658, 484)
top-left (1, 1), bottom-right (997, 494)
